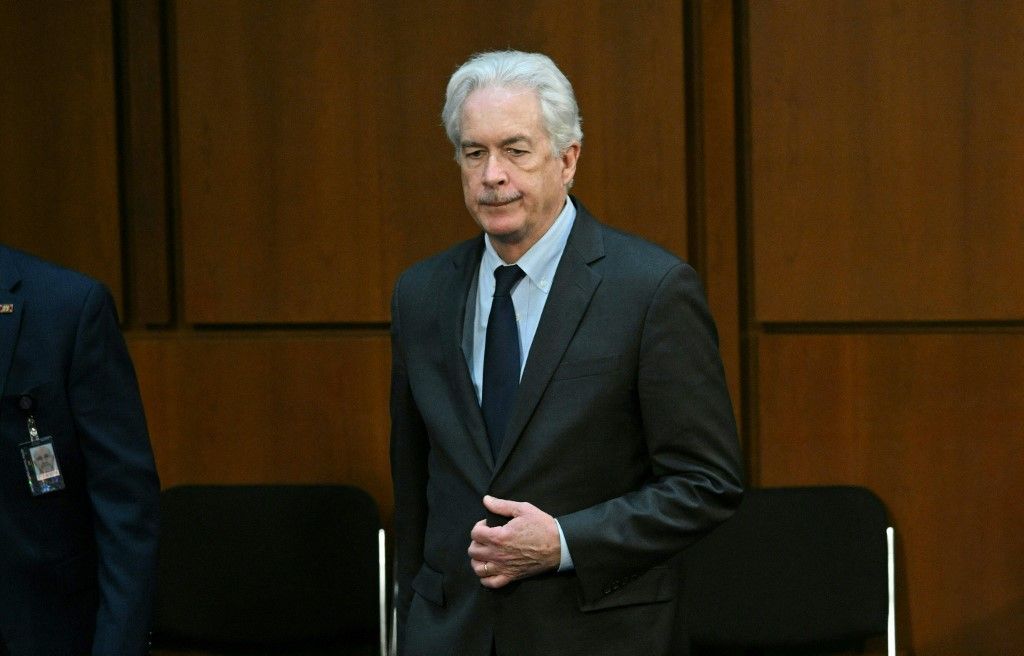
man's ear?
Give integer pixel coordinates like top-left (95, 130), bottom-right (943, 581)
top-left (561, 142), bottom-right (581, 186)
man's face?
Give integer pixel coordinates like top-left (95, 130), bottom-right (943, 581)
top-left (458, 86), bottom-right (579, 261)
top-left (33, 448), bottom-right (54, 474)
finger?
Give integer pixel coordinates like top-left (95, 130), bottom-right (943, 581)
top-left (470, 521), bottom-right (502, 545)
top-left (467, 540), bottom-right (494, 561)
top-left (479, 572), bottom-right (512, 589)
top-left (483, 495), bottom-right (523, 518)
top-left (473, 559), bottom-right (508, 582)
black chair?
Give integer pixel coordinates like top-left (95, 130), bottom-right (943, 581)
top-left (682, 486), bottom-right (895, 656)
top-left (152, 484), bottom-right (385, 656)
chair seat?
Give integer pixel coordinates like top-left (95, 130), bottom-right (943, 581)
top-left (152, 484), bottom-right (382, 655)
top-left (682, 486), bottom-right (892, 654)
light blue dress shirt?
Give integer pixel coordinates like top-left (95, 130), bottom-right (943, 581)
top-left (470, 196), bottom-right (577, 571)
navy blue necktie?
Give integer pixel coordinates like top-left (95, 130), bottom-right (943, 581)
top-left (482, 264), bottom-right (525, 458)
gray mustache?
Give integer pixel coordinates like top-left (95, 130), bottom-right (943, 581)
top-left (478, 192), bottom-right (523, 205)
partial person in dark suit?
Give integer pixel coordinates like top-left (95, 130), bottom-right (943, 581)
top-left (0, 245), bottom-right (160, 655)
top-left (390, 51), bottom-right (744, 656)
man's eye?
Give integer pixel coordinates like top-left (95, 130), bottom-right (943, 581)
top-left (507, 148), bottom-right (527, 156)
top-left (464, 150), bottom-right (484, 159)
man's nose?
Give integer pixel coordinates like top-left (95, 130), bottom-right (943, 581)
top-left (482, 155), bottom-right (508, 186)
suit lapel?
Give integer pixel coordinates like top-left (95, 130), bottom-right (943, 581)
top-left (439, 237), bottom-right (494, 467)
top-left (493, 203), bottom-right (605, 473)
top-left (0, 248), bottom-right (24, 399)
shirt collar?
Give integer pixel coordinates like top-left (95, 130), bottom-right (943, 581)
top-left (482, 197), bottom-right (576, 293)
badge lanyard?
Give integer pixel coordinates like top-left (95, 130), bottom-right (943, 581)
top-left (18, 398), bottom-right (66, 496)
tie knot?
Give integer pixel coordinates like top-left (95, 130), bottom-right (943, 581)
top-left (493, 265), bottom-right (525, 297)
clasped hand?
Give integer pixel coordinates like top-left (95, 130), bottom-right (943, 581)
top-left (468, 495), bottom-right (561, 589)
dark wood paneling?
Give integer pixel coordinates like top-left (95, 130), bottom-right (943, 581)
top-left (116, 0), bottom-right (172, 326)
top-left (128, 334), bottom-right (393, 523)
top-left (758, 333), bottom-right (1024, 655)
top-left (175, 0), bottom-right (687, 324)
top-left (0, 1), bottom-right (123, 304)
top-left (742, 3), bottom-right (1024, 652)
top-left (546, 1), bottom-right (687, 255)
top-left (175, 1), bottom-right (391, 324)
top-left (749, 1), bottom-right (1024, 322)
top-left (694, 0), bottom-right (742, 435)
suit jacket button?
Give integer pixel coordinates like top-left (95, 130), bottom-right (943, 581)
top-left (18, 395), bottom-right (33, 411)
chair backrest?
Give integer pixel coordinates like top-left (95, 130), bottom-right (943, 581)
top-left (152, 484), bottom-right (381, 654)
top-left (682, 486), bottom-right (890, 653)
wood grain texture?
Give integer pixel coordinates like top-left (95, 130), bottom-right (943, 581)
top-left (175, 1), bottom-right (391, 324)
top-left (695, 0), bottom-right (742, 436)
top-left (749, 0), bottom-right (1024, 322)
top-left (0, 1), bottom-right (123, 305)
top-left (175, 0), bottom-right (688, 324)
top-left (758, 333), bottom-right (1024, 655)
top-left (128, 334), bottom-right (393, 524)
top-left (117, 0), bottom-right (172, 326)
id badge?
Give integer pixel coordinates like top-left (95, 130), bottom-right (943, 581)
top-left (19, 416), bottom-right (65, 496)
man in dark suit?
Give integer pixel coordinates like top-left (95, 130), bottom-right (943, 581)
top-left (390, 51), bottom-right (744, 656)
top-left (0, 245), bottom-right (160, 655)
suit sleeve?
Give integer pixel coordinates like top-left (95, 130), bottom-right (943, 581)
top-left (389, 273), bottom-right (430, 652)
top-left (68, 283), bottom-right (160, 655)
top-left (558, 262), bottom-right (744, 606)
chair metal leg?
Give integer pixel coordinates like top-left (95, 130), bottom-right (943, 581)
top-left (886, 527), bottom-right (896, 656)
top-left (389, 589), bottom-right (398, 656)
top-left (379, 529), bottom-right (387, 656)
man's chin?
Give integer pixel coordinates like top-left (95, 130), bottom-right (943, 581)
top-left (473, 211), bottom-right (522, 237)
top-left (485, 229), bottom-right (524, 246)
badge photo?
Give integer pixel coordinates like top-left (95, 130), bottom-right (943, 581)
top-left (20, 435), bottom-right (66, 496)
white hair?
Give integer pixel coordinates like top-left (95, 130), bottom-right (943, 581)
top-left (442, 50), bottom-right (583, 160)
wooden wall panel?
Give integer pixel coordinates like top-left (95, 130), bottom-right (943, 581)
top-left (128, 335), bottom-right (393, 523)
top-left (694, 0), bottom-right (742, 434)
top-left (175, 1), bottom-right (391, 324)
top-left (117, 0), bottom-right (173, 326)
top-left (537, 1), bottom-right (687, 254)
top-left (0, 1), bottom-right (123, 304)
top-left (175, 0), bottom-right (687, 324)
top-left (743, 2), bottom-right (1024, 652)
top-left (758, 333), bottom-right (1024, 655)
top-left (749, 1), bottom-right (1024, 322)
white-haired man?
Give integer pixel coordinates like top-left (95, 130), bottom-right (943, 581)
top-left (390, 50), bottom-right (744, 656)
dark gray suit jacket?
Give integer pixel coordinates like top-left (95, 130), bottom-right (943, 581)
top-left (390, 199), bottom-right (743, 656)
top-left (0, 246), bottom-right (159, 655)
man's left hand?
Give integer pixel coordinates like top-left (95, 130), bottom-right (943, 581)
top-left (468, 495), bottom-right (561, 589)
